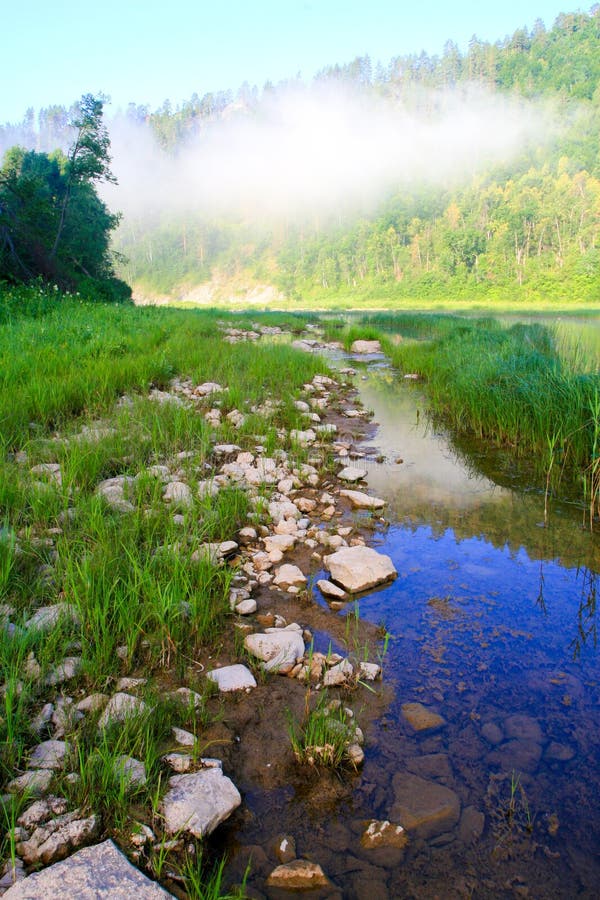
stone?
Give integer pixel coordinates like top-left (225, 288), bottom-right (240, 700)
top-left (458, 806), bottom-right (485, 844)
top-left (2, 839), bottom-right (174, 898)
top-left (195, 382), bottom-right (223, 396)
top-left (338, 466), bottom-right (367, 482)
top-left (96, 476), bottom-right (135, 513)
top-left (207, 664), bottom-right (257, 692)
top-left (161, 769), bottom-right (241, 838)
top-left (340, 489), bottom-right (386, 509)
top-left (275, 834), bottom-right (297, 864)
top-left (45, 656), bottom-right (82, 686)
top-left (504, 714), bottom-right (543, 744)
top-left (25, 603), bottom-right (80, 632)
top-left (481, 722), bottom-right (504, 745)
top-left (391, 773), bottom-right (461, 839)
top-left (406, 753), bottom-right (452, 780)
top-left (172, 727), bottom-right (196, 746)
top-left (113, 756), bottom-right (147, 789)
top-left (487, 739), bottom-right (542, 774)
top-left (17, 797), bottom-right (68, 830)
top-left (97, 693), bottom-right (147, 730)
top-left (361, 819), bottom-right (408, 851)
top-left (75, 693), bottom-right (109, 714)
top-left (317, 579), bottom-right (347, 601)
top-left (346, 744), bottom-right (365, 766)
top-left (27, 741), bottom-right (68, 771)
top-left (15, 811), bottom-right (99, 866)
top-left (324, 546), bottom-right (397, 593)
top-left (7, 770), bottom-right (53, 797)
top-left (162, 753), bottom-right (193, 773)
top-left (263, 534), bottom-right (296, 554)
top-left (266, 859), bottom-right (329, 890)
top-left (163, 481), bottom-right (193, 507)
top-left (323, 658), bottom-right (354, 687)
top-left (401, 702), bottom-right (445, 733)
top-left (273, 564), bottom-right (306, 589)
top-left (238, 527), bottom-right (257, 545)
top-left (235, 598), bottom-right (257, 616)
top-left (290, 429), bottom-right (316, 446)
top-left (358, 662), bottom-right (381, 681)
top-left (545, 741), bottom-right (576, 762)
top-left (244, 630), bottom-right (305, 674)
top-left (351, 340), bottom-right (381, 354)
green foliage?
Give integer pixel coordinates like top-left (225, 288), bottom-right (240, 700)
top-left (0, 95), bottom-right (129, 300)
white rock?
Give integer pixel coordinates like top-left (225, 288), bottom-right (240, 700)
top-left (325, 545), bottom-right (397, 593)
top-left (235, 598), bottom-right (257, 616)
top-left (359, 661), bottom-right (382, 681)
top-left (323, 658), bottom-right (354, 687)
top-left (27, 741), bottom-right (68, 771)
top-left (161, 769), bottom-right (241, 838)
top-left (113, 756), bottom-right (147, 789)
top-left (317, 580), bottom-right (347, 601)
top-left (98, 693), bottom-right (147, 730)
top-left (340, 489), bottom-right (386, 509)
top-left (273, 564), bottom-right (306, 589)
top-left (207, 664), bottom-right (257, 692)
top-left (351, 339), bottom-right (381, 354)
top-left (2, 839), bottom-right (173, 898)
top-left (338, 467), bottom-right (367, 483)
top-left (244, 631), bottom-right (305, 673)
top-left (25, 604), bottom-right (80, 632)
top-left (194, 382), bottom-right (223, 396)
top-left (263, 534), bottom-right (296, 554)
top-left (163, 481), bottom-right (192, 507)
top-left (172, 727), bottom-right (196, 746)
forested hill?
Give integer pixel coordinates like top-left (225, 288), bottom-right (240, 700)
top-left (3, 6), bottom-right (599, 306)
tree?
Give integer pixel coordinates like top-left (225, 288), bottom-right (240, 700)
top-left (0, 95), bottom-right (129, 300)
top-left (51, 93), bottom-right (116, 259)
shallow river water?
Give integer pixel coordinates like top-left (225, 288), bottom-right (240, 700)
top-left (232, 349), bottom-right (600, 899)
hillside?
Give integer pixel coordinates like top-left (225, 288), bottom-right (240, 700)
top-left (3, 6), bottom-right (600, 306)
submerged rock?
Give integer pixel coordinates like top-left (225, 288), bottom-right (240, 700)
top-left (401, 702), bottom-right (446, 733)
top-left (391, 772), bottom-right (461, 839)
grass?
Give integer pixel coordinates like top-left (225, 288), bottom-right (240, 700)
top-left (287, 691), bottom-right (358, 770)
top-left (0, 284), bottom-right (343, 895)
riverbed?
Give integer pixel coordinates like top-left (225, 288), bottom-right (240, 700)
top-left (226, 345), bottom-right (600, 900)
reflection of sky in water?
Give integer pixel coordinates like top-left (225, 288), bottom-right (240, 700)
top-left (360, 374), bottom-right (506, 508)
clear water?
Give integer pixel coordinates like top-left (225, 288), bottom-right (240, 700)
top-left (230, 348), bottom-right (600, 899)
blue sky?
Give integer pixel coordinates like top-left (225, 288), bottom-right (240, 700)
top-left (3, 1), bottom-right (582, 122)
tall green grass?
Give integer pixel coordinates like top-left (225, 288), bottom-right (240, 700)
top-left (377, 315), bottom-right (600, 521)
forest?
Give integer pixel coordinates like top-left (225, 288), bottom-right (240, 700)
top-left (1, 6), bottom-right (599, 305)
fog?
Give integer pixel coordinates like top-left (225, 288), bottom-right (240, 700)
top-left (104, 82), bottom-right (552, 223)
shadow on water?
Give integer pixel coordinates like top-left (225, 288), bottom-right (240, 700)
top-left (230, 347), bottom-right (600, 899)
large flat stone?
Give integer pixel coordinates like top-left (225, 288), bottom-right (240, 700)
top-left (161, 768), bottom-right (241, 838)
top-left (3, 839), bottom-right (174, 898)
top-left (324, 545), bottom-right (397, 593)
top-left (391, 772), bottom-right (461, 839)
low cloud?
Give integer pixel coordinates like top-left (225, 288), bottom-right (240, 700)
top-left (104, 81), bottom-right (554, 222)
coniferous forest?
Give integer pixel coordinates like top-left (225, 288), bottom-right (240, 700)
top-left (1, 6), bottom-right (600, 306)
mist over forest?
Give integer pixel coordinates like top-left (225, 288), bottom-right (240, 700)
top-left (2, 5), bottom-right (600, 305)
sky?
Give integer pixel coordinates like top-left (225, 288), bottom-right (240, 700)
top-left (2, 0), bottom-right (584, 123)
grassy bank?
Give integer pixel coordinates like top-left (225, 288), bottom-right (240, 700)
top-left (0, 285), bottom-right (336, 895)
